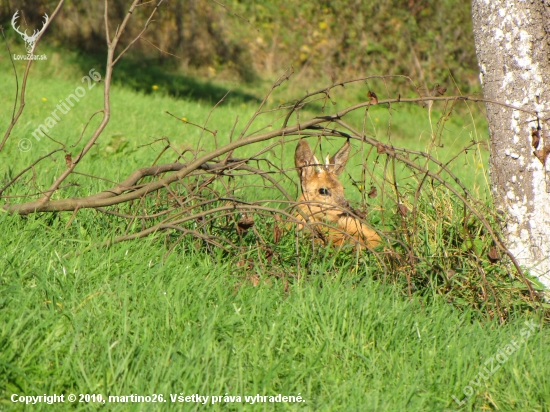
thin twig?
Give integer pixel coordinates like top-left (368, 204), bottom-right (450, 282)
top-left (0, 0), bottom-right (66, 151)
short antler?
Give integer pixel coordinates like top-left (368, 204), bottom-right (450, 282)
top-left (39, 13), bottom-right (50, 35)
top-left (11, 11), bottom-right (26, 38)
top-left (11, 10), bottom-right (49, 53)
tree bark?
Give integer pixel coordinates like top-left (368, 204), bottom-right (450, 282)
top-left (472, 0), bottom-right (550, 288)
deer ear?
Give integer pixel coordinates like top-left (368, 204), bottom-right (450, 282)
top-left (295, 139), bottom-right (319, 180)
top-left (328, 139), bottom-right (351, 176)
top-left (295, 139), bottom-right (314, 168)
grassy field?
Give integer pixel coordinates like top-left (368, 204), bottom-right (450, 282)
top-left (1, 45), bottom-right (549, 411)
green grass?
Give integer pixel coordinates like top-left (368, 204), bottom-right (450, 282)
top-left (1, 44), bottom-right (549, 411)
top-left (1, 44), bottom-right (489, 193)
top-left (1, 211), bottom-right (548, 411)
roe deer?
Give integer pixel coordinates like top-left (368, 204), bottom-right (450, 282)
top-left (294, 139), bottom-right (380, 248)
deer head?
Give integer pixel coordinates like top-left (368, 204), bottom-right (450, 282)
top-left (12, 10), bottom-right (49, 54)
top-left (294, 139), bottom-right (380, 248)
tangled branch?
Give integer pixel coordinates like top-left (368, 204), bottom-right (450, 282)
top-left (1, 2), bottom-right (546, 321)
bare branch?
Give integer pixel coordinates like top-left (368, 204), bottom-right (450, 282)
top-left (0, 0), bottom-right (66, 152)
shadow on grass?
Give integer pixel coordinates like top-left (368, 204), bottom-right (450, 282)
top-left (76, 52), bottom-right (260, 104)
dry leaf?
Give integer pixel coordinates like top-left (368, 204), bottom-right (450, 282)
top-left (237, 214), bottom-right (254, 234)
top-left (250, 274), bottom-right (260, 287)
top-left (435, 84), bottom-right (447, 96)
top-left (397, 204), bottom-right (409, 217)
top-left (273, 223), bottom-right (282, 244)
top-left (531, 128), bottom-right (540, 149)
top-left (368, 90), bottom-right (378, 105)
top-left (534, 145), bottom-right (550, 166)
top-left (488, 247), bottom-right (500, 263)
top-left (351, 208), bottom-right (366, 219)
top-left (367, 185), bottom-right (377, 198)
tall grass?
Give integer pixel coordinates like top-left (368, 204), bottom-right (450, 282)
top-left (0, 44), bottom-right (548, 411)
top-left (1, 210), bottom-right (548, 411)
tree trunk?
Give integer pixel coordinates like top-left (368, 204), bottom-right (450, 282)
top-left (471, 0), bottom-right (550, 288)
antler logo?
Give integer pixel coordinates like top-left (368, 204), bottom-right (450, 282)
top-left (11, 10), bottom-right (49, 54)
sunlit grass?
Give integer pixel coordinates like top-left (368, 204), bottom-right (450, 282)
top-left (1, 43), bottom-right (548, 412)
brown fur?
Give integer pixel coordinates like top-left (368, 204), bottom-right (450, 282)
top-left (294, 139), bottom-right (380, 248)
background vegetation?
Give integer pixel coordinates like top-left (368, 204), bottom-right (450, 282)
top-left (1, 0), bottom-right (478, 91)
top-left (1, 1), bottom-right (549, 411)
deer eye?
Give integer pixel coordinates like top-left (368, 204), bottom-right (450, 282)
top-left (318, 188), bottom-right (331, 196)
